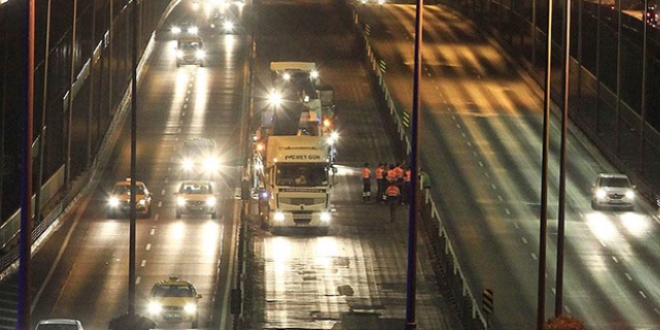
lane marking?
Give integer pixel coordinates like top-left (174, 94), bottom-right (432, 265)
top-left (146, 243), bottom-right (151, 251)
top-left (521, 237), bottom-right (528, 244)
top-left (625, 273), bottom-right (632, 281)
top-left (505, 208), bottom-right (511, 215)
top-left (497, 195), bottom-right (503, 201)
top-left (136, 276), bottom-right (141, 285)
top-left (491, 184), bottom-right (497, 190)
top-left (154, 213), bottom-right (159, 221)
top-left (150, 228), bottom-right (156, 235)
top-left (640, 291), bottom-right (647, 299)
top-left (158, 201), bottom-right (163, 207)
top-left (456, 123), bottom-right (461, 129)
top-left (564, 306), bottom-right (571, 314)
top-left (161, 189), bottom-right (165, 195)
top-left (484, 172), bottom-right (490, 178)
top-left (612, 256), bottom-right (619, 263)
top-left (599, 239), bottom-right (606, 247)
top-left (478, 162), bottom-right (484, 167)
top-left (551, 288), bottom-right (556, 295)
top-left (531, 253), bottom-right (537, 260)
top-left (466, 142), bottom-right (472, 147)
top-left (514, 222), bottom-right (520, 229)
top-left (141, 260), bottom-right (147, 267)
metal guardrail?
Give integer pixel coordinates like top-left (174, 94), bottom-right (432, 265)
top-left (350, 6), bottom-right (488, 330)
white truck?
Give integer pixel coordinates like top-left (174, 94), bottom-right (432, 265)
top-left (256, 135), bottom-right (334, 234)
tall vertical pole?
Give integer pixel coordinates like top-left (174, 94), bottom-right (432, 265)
top-left (555, 0), bottom-right (571, 317)
top-left (532, 0), bottom-right (537, 65)
top-left (65, 0), bottom-right (78, 191)
top-left (18, 0), bottom-right (36, 328)
top-left (537, 0), bottom-right (553, 327)
top-left (595, 0), bottom-right (601, 133)
top-left (128, 0), bottom-right (138, 319)
top-left (614, 0), bottom-right (621, 155)
top-left (35, 0), bottom-right (54, 227)
top-left (406, 0), bottom-right (423, 329)
top-left (639, 0), bottom-right (649, 175)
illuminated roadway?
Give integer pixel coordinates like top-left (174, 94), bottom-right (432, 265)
top-left (357, 2), bottom-right (660, 329)
top-left (7, 1), bottom-right (250, 328)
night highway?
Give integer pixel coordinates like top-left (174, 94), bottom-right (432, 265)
top-left (357, 2), bottom-right (660, 329)
top-left (3, 0), bottom-right (660, 328)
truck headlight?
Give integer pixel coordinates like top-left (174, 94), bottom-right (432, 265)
top-left (148, 301), bottom-right (162, 314)
top-left (108, 197), bottom-right (120, 207)
top-left (138, 199), bottom-right (147, 205)
top-left (204, 158), bottom-right (219, 171)
top-left (176, 50), bottom-right (184, 58)
top-left (320, 212), bottom-right (331, 222)
top-left (184, 303), bottom-right (197, 314)
top-left (188, 26), bottom-right (199, 34)
top-left (195, 49), bottom-right (206, 59)
top-left (223, 20), bottom-right (234, 32)
top-left (172, 26), bottom-right (181, 34)
top-left (182, 159), bottom-right (194, 170)
top-left (206, 197), bottom-right (217, 206)
top-left (274, 212), bottom-right (285, 221)
top-left (595, 189), bottom-right (606, 199)
top-left (625, 190), bottom-right (635, 199)
top-left (177, 196), bottom-right (186, 206)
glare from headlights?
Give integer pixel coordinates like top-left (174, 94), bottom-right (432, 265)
top-left (184, 303), bottom-right (197, 314)
top-left (274, 212), bottom-right (285, 221)
top-left (138, 199), bottom-right (146, 205)
top-left (172, 26), bottom-right (181, 34)
top-left (625, 190), bottom-right (635, 199)
top-left (108, 197), bottom-right (120, 207)
top-left (204, 158), bottom-right (219, 171)
top-left (177, 196), bottom-right (186, 206)
top-left (310, 70), bottom-right (319, 79)
top-left (260, 191), bottom-right (269, 200)
top-left (148, 301), bottom-right (162, 314)
top-left (282, 73), bottom-right (291, 81)
top-left (188, 26), bottom-right (199, 34)
top-left (320, 212), bottom-right (331, 222)
top-left (176, 50), bottom-right (184, 58)
top-left (206, 197), bottom-right (217, 206)
top-left (595, 189), bottom-right (606, 199)
top-left (268, 91), bottom-right (282, 107)
top-left (196, 49), bottom-right (206, 59)
top-left (223, 21), bottom-right (234, 32)
top-left (182, 159), bottom-right (194, 170)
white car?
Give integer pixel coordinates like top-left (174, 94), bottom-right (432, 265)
top-left (175, 181), bottom-right (219, 219)
top-left (35, 319), bottom-right (84, 330)
top-left (591, 173), bottom-right (636, 210)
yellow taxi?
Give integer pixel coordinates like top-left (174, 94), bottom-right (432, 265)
top-left (146, 276), bottom-right (202, 328)
top-left (107, 178), bottom-right (152, 218)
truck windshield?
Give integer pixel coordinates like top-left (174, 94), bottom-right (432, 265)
top-left (275, 164), bottom-right (327, 186)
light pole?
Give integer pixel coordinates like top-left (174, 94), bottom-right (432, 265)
top-left (128, 0), bottom-right (139, 319)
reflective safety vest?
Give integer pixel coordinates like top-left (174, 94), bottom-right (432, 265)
top-left (385, 185), bottom-right (400, 197)
top-left (375, 167), bottom-right (384, 180)
top-left (386, 169), bottom-right (397, 182)
top-left (362, 167), bottom-right (371, 179)
top-left (394, 166), bottom-right (404, 179)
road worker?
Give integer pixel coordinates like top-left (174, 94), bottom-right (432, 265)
top-left (362, 163), bottom-right (372, 202)
top-left (386, 164), bottom-right (397, 184)
top-left (385, 183), bottom-right (400, 222)
top-left (375, 163), bottom-right (385, 203)
top-left (403, 166), bottom-right (411, 204)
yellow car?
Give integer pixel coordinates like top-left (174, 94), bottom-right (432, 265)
top-left (147, 276), bottom-right (202, 328)
top-left (107, 178), bottom-right (152, 218)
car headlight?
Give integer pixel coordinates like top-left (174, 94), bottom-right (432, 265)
top-left (176, 50), bottom-right (184, 58)
top-left (320, 211), bottom-right (331, 222)
top-left (148, 301), bottom-right (162, 314)
top-left (223, 21), bottom-right (234, 32)
top-left (182, 159), bottom-right (194, 170)
top-left (172, 26), bottom-right (181, 34)
top-left (188, 26), bottom-right (199, 34)
top-left (109, 197), bottom-right (120, 207)
top-left (196, 49), bottom-right (206, 59)
top-left (274, 212), bottom-right (285, 221)
top-left (184, 303), bottom-right (197, 314)
top-left (310, 70), bottom-right (319, 79)
top-left (138, 199), bottom-right (147, 205)
top-left (595, 189), bottom-right (606, 199)
top-left (625, 190), bottom-right (635, 199)
top-left (177, 196), bottom-right (187, 206)
top-left (206, 197), bottom-right (217, 206)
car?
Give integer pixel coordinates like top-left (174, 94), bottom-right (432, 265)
top-left (175, 181), bottom-right (219, 219)
top-left (175, 36), bottom-right (205, 67)
top-left (146, 276), bottom-right (202, 328)
top-left (646, 5), bottom-right (658, 27)
top-left (591, 173), bottom-right (636, 210)
top-left (179, 138), bottom-right (220, 174)
top-left (35, 319), bottom-right (84, 330)
top-left (107, 178), bottom-right (153, 218)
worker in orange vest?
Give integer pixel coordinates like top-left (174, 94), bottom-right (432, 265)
top-left (386, 164), bottom-right (397, 184)
top-left (362, 163), bottom-right (372, 203)
top-left (385, 183), bottom-right (400, 222)
top-left (402, 166), bottom-right (411, 204)
top-left (375, 163), bottom-right (385, 203)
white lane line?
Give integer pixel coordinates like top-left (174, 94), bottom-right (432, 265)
top-left (612, 256), bottom-right (619, 263)
top-left (531, 253), bottom-right (538, 260)
top-left (472, 151), bottom-right (478, 156)
top-left (150, 228), bottom-right (156, 235)
top-left (564, 306), bottom-right (571, 314)
top-left (182, 112), bottom-right (186, 117)
top-left (478, 162), bottom-right (484, 167)
top-left (456, 123), bottom-right (461, 129)
top-left (640, 291), bottom-right (647, 299)
top-left (625, 273), bottom-right (632, 281)
top-left (168, 166), bottom-right (171, 172)
top-left (654, 308), bottom-right (660, 316)
top-left (161, 189), bottom-right (165, 195)
top-left (136, 276), bottom-right (141, 285)
top-left (551, 288), bottom-right (556, 295)
top-left (521, 237), bottom-right (528, 244)
top-left (514, 222), bottom-right (520, 229)
top-left (497, 195), bottom-right (503, 201)
top-left (466, 142), bottom-right (472, 147)
top-left (158, 201), bottom-right (163, 207)
top-left (505, 208), bottom-right (511, 215)
top-left (452, 115), bottom-right (456, 120)
top-left (484, 172), bottom-right (490, 178)
top-left (491, 184), bottom-right (497, 190)
top-left (154, 214), bottom-right (159, 221)
top-left (146, 243), bottom-right (151, 251)
top-left (141, 260), bottom-right (147, 267)
top-left (599, 239), bottom-right (606, 247)
top-left (164, 178), bottom-right (168, 183)
top-left (461, 132), bottom-right (466, 138)
top-left (426, 72), bottom-right (432, 77)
